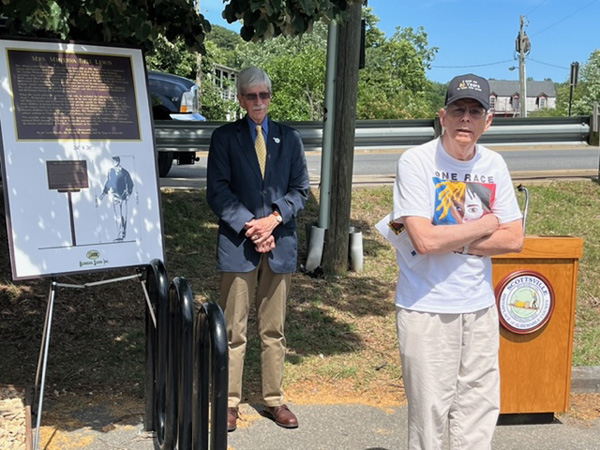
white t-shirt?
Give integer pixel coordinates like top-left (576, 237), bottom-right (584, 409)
top-left (392, 137), bottom-right (522, 313)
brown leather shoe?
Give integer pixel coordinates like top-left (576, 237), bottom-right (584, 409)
top-left (227, 407), bottom-right (239, 432)
top-left (262, 404), bottom-right (299, 428)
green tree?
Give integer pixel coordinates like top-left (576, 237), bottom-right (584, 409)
top-left (362, 6), bottom-right (385, 48)
top-left (0, 0), bottom-right (352, 51)
top-left (261, 47), bottom-right (326, 121)
top-left (222, 0), bottom-right (351, 41)
top-left (426, 81), bottom-right (448, 113)
top-left (204, 25), bottom-right (244, 68)
top-left (145, 35), bottom-right (198, 78)
top-left (0, 0), bottom-right (210, 53)
top-left (358, 10), bottom-right (438, 119)
top-left (236, 21), bottom-right (329, 121)
top-left (549, 81), bottom-right (572, 116)
top-left (197, 77), bottom-right (240, 120)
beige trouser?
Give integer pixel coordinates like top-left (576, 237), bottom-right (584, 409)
top-left (220, 255), bottom-right (291, 408)
top-left (396, 305), bottom-right (500, 450)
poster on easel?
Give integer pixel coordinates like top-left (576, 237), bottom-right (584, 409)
top-left (0, 38), bottom-right (165, 280)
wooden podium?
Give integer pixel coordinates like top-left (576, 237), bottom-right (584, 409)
top-left (492, 235), bottom-right (584, 414)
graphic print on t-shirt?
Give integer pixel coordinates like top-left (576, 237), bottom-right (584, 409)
top-left (433, 178), bottom-right (496, 225)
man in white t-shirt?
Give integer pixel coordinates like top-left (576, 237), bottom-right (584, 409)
top-left (393, 74), bottom-right (524, 450)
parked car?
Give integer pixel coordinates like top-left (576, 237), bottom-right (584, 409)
top-left (148, 71), bottom-right (200, 118)
top-left (147, 71), bottom-right (206, 176)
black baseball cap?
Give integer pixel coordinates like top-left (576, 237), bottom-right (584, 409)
top-left (445, 74), bottom-right (490, 109)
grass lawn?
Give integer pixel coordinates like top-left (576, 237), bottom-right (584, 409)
top-left (0, 181), bottom-right (598, 416)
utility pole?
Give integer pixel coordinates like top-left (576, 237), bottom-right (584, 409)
top-left (322, 1), bottom-right (362, 275)
top-left (517, 15), bottom-right (530, 118)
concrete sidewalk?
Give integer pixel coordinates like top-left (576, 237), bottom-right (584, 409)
top-left (38, 369), bottom-right (600, 450)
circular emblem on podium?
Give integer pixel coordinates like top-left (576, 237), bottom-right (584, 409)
top-left (495, 270), bottom-right (554, 334)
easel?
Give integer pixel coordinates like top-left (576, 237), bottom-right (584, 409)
top-left (32, 270), bottom-right (158, 450)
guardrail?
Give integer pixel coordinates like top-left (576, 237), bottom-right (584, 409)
top-left (154, 115), bottom-right (592, 153)
top-left (479, 116), bottom-right (591, 145)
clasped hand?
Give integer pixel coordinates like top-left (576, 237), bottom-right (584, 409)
top-left (245, 216), bottom-right (278, 253)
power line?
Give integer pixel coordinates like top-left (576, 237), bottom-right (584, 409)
top-left (525, 0), bottom-right (548, 17)
top-left (530, 0), bottom-right (599, 37)
top-left (526, 57), bottom-right (570, 71)
top-left (430, 3), bottom-right (594, 76)
top-left (431, 59), bottom-right (514, 69)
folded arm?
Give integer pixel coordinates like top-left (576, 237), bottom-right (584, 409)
top-left (403, 214), bottom-right (499, 255)
top-left (466, 218), bottom-right (523, 256)
top-left (403, 214), bottom-right (523, 256)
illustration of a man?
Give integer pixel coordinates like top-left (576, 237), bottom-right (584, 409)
top-left (97, 156), bottom-right (134, 241)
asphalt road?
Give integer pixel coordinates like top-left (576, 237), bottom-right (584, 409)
top-left (161, 144), bottom-right (600, 189)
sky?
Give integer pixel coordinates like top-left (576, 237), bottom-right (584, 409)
top-left (198, 0), bottom-right (600, 84)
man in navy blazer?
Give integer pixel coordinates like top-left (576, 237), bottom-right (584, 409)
top-left (207, 66), bottom-right (309, 432)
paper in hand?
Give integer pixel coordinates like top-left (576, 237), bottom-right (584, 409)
top-left (375, 213), bottom-right (424, 268)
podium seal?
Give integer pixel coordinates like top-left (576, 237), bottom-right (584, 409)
top-left (495, 270), bottom-right (555, 334)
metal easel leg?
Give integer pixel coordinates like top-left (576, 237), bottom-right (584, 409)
top-left (33, 280), bottom-right (57, 450)
top-left (30, 272), bottom-right (143, 449)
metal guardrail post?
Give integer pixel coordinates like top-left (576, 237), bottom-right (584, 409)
top-left (592, 103), bottom-right (599, 147)
top-left (193, 301), bottom-right (229, 450)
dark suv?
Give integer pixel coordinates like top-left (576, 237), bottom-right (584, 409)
top-left (148, 71), bottom-right (198, 118)
top-left (147, 71), bottom-right (205, 176)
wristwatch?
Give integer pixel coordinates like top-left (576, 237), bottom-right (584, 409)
top-left (273, 211), bottom-right (283, 224)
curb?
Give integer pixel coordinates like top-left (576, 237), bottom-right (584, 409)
top-left (572, 366), bottom-right (600, 393)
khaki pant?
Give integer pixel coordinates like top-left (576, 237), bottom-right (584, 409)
top-left (396, 306), bottom-right (500, 450)
top-left (220, 255), bottom-right (291, 408)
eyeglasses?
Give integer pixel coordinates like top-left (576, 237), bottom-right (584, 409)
top-left (445, 105), bottom-right (488, 120)
top-left (241, 92), bottom-right (271, 101)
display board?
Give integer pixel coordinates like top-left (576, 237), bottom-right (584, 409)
top-left (0, 39), bottom-right (164, 279)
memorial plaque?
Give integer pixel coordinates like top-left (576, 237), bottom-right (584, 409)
top-left (47, 160), bottom-right (89, 191)
top-left (7, 50), bottom-right (140, 141)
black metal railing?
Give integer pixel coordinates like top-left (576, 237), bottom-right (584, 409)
top-left (194, 301), bottom-right (228, 450)
top-left (144, 259), bottom-right (169, 435)
top-left (144, 261), bottom-right (228, 450)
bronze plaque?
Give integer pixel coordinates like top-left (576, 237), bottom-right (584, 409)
top-left (8, 50), bottom-right (140, 140)
top-left (46, 160), bottom-right (89, 191)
